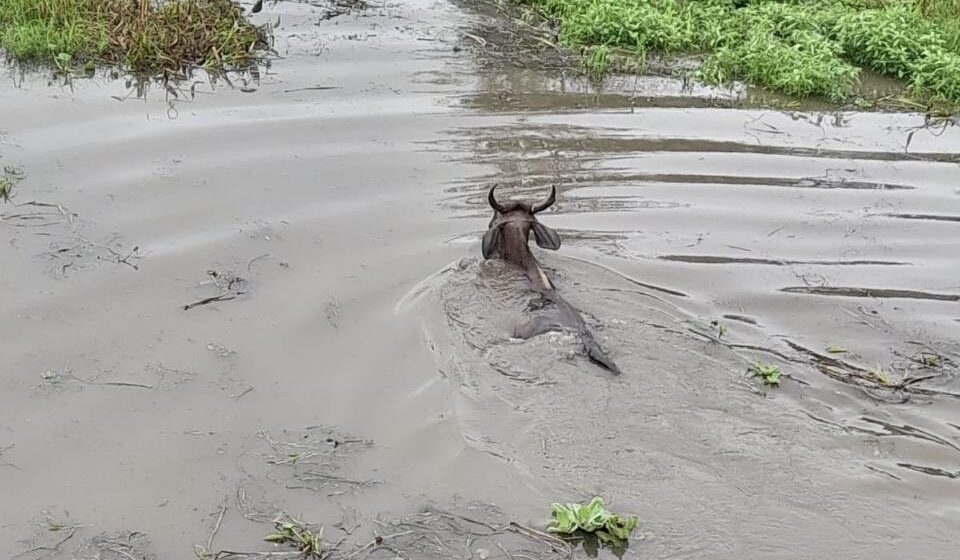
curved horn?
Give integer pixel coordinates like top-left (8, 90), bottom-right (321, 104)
top-left (487, 184), bottom-right (507, 213)
top-left (531, 185), bottom-right (557, 214)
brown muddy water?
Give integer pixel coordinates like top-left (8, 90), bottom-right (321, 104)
top-left (2, 1), bottom-right (959, 559)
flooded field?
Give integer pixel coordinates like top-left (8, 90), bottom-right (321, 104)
top-left (1, 1), bottom-right (958, 559)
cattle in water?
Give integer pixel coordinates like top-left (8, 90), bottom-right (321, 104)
top-left (482, 184), bottom-right (620, 374)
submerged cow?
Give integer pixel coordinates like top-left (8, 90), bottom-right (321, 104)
top-left (482, 184), bottom-right (620, 375)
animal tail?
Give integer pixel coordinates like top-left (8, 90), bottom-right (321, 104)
top-left (542, 288), bottom-right (622, 375)
top-left (580, 327), bottom-right (621, 375)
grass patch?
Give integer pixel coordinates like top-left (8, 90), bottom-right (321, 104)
top-left (516, 0), bottom-right (960, 106)
top-left (1, 165), bottom-right (26, 202)
top-left (0, 0), bottom-right (268, 77)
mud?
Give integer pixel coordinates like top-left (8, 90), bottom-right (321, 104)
top-left (1, 0), bottom-right (959, 559)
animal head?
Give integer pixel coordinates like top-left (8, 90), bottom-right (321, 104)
top-left (482, 184), bottom-right (561, 262)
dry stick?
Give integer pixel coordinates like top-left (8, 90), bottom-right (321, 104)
top-left (507, 523), bottom-right (572, 559)
top-left (247, 252), bottom-right (272, 271)
top-left (906, 340), bottom-right (956, 362)
top-left (96, 381), bottom-right (154, 389)
top-left (213, 551), bottom-right (301, 559)
top-left (207, 503), bottom-right (229, 553)
top-left (184, 293), bottom-right (238, 310)
top-left (97, 243), bottom-right (141, 270)
top-left (298, 472), bottom-right (376, 486)
top-left (18, 200), bottom-right (140, 270)
top-left (342, 531), bottom-right (415, 560)
top-left (433, 510), bottom-right (501, 533)
top-left (236, 487), bottom-right (279, 524)
top-left (319, 536), bottom-right (346, 560)
top-left (11, 527), bottom-right (77, 559)
top-left (55, 371), bottom-right (152, 390)
top-left (102, 545), bottom-right (141, 560)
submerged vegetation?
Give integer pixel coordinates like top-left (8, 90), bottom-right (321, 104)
top-left (0, 0), bottom-right (268, 76)
top-left (516, 0), bottom-right (960, 106)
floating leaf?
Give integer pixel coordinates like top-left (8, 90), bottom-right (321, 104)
top-left (546, 497), bottom-right (638, 541)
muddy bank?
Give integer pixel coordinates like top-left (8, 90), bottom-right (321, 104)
top-left (2, 0), bottom-right (959, 559)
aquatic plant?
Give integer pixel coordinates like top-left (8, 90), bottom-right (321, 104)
top-left (750, 361), bottom-right (782, 386)
top-left (547, 497), bottom-right (639, 543)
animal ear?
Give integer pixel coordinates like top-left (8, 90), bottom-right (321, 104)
top-left (532, 222), bottom-right (561, 251)
top-left (481, 225), bottom-right (502, 259)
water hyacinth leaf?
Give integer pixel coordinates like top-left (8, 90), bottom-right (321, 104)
top-left (604, 514), bottom-right (639, 540)
top-left (547, 503), bottom-right (580, 534)
top-left (576, 497), bottom-right (610, 532)
top-left (546, 497), bottom-right (639, 541)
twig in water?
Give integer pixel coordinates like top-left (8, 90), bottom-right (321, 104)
top-left (184, 293), bottom-right (238, 310)
top-left (98, 381), bottom-right (154, 389)
top-left (38, 369), bottom-right (153, 390)
top-left (235, 486), bottom-right (279, 523)
top-left (11, 527), bottom-right (78, 559)
top-left (207, 503), bottom-right (228, 553)
top-left (184, 269), bottom-right (248, 310)
top-left (508, 522), bottom-right (574, 559)
top-left (247, 253), bottom-right (272, 271)
top-left (342, 531), bottom-right (414, 559)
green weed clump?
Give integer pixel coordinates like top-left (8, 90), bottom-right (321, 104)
top-left (1, 165), bottom-right (26, 203)
top-left (834, 4), bottom-right (944, 79)
top-left (519, 0), bottom-right (960, 106)
top-left (538, 0), bottom-right (731, 54)
top-left (911, 48), bottom-right (960, 101)
top-left (264, 516), bottom-right (324, 558)
top-left (700, 2), bottom-right (859, 101)
top-left (0, 0), bottom-right (268, 76)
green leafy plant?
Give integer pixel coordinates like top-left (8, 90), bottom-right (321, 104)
top-left (264, 516), bottom-right (324, 558)
top-left (911, 47), bottom-right (960, 102)
top-left (749, 361), bottom-right (782, 386)
top-left (547, 497), bottom-right (639, 542)
top-left (834, 4), bottom-right (943, 80)
top-left (0, 0), bottom-right (269, 77)
top-left (517, 0), bottom-right (960, 105)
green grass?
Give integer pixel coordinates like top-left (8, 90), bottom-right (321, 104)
top-left (0, 0), bottom-right (268, 77)
top-left (518, 0), bottom-right (960, 106)
top-left (1, 165), bottom-right (25, 203)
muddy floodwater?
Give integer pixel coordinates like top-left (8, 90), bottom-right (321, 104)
top-left (2, 1), bottom-right (959, 559)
